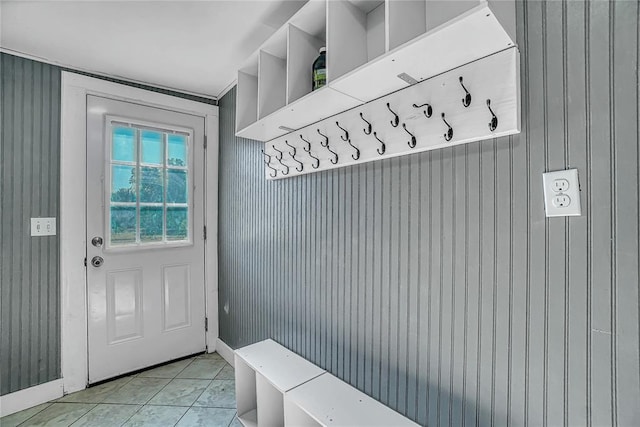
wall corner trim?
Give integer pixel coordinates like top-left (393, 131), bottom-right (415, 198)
top-left (215, 338), bottom-right (235, 367)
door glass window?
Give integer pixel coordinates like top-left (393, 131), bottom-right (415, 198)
top-left (108, 123), bottom-right (191, 247)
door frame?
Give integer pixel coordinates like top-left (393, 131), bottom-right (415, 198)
top-left (60, 72), bottom-right (219, 394)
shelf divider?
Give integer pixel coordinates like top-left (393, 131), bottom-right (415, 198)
top-left (236, 71), bottom-right (258, 132)
top-left (258, 51), bottom-right (287, 119)
top-left (386, 0), bottom-right (426, 51)
top-left (327, 0), bottom-right (368, 81)
top-left (235, 357), bottom-right (257, 423)
top-left (287, 24), bottom-right (325, 104)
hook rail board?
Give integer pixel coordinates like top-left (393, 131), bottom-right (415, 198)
top-left (263, 46), bottom-right (520, 180)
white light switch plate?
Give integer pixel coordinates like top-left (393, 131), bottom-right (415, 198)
top-left (31, 217), bottom-right (57, 236)
top-left (543, 169), bottom-right (581, 217)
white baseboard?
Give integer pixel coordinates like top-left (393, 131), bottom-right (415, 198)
top-left (215, 338), bottom-right (235, 367)
top-left (0, 379), bottom-right (64, 417)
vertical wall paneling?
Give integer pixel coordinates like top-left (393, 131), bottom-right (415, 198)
top-left (218, 1), bottom-right (640, 425)
top-left (0, 54), bottom-right (62, 395)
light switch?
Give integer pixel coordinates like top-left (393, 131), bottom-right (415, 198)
top-left (31, 217), bottom-right (56, 236)
top-left (542, 169), bottom-right (581, 217)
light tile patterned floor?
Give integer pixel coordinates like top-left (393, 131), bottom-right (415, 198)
top-left (1, 353), bottom-right (241, 427)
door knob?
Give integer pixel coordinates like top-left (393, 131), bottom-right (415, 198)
top-left (91, 236), bottom-right (103, 247)
top-left (91, 256), bottom-right (104, 268)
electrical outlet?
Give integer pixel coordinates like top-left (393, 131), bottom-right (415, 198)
top-left (552, 194), bottom-right (571, 208)
top-left (31, 217), bottom-right (56, 236)
top-left (552, 178), bottom-right (570, 193)
top-left (543, 169), bottom-right (581, 217)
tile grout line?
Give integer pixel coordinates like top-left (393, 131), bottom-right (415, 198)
top-left (11, 402), bottom-right (53, 426)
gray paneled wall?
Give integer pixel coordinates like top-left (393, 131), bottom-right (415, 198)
top-left (0, 54), bottom-right (61, 395)
top-left (218, 1), bottom-right (640, 426)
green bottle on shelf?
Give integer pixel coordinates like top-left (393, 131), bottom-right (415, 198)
top-left (312, 47), bottom-right (326, 91)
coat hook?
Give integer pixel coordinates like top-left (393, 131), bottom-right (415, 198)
top-left (276, 155), bottom-right (289, 175)
top-left (412, 102), bottom-right (433, 118)
top-left (373, 132), bottom-right (386, 155)
top-left (402, 123), bottom-right (417, 148)
top-left (317, 129), bottom-right (329, 147)
top-left (387, 102), bottom-right (399, 127)
top-left (263, 158), bottom-right (277, 178)
top-left (290, 152), bottom-right (303, 172)
top-left (272, 144), bottom-right (283, 160)
top-left (486, 99), bottom-right (498, 131)
top-left (325, 143), bottom-right (338, 164)
top-left (459, 76), bottom-right (471, 107)
top-left (308, 150), bottom-right (320, 169)
top-left (336, 121), bottom-right (349, 141)
top-left (299, 134), bottom-right (311, 152)
top-left (261, 149), bottom-right (272, 163)
top-left (346, 138), bottom-right (360, 160)
top-left (359, 112), bottom-right (372, 135)
top-left (441, 113), bottom-right (453, 141)
top-left (284, 140), bottom-right (296, 156)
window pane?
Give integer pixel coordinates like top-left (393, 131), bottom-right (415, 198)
top-left (167, 134), bottom-right (187, 167)
top-left (112, 127), bottom-right (136, 162)
top-left (139, 167), bottom-right (164, 203)
top-left (110, 206), bottom-right (136, 244)
top-left (141, 130), bottom-right (163, 165)
top-left (166, 207), bottom-right (188, 240)
top-left (140, 206), bottom-right (163, 242)
top-left (167, 170), bottom-right (187, 203)
top-left (111, 165), bottom-right (136, 202)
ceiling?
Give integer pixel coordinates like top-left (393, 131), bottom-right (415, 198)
top-left (0, 0), bottom-right (308, 98)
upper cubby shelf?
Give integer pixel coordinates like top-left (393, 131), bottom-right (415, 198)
top-left (235, 0), bottom-right (516, 142)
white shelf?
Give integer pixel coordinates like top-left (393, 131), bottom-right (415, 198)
top-left (236, 86), bottom-right (361, 142)
top-left (330, 3), bottom-right (513, 103)
top-left (284, 373), bottom-right (420, 427)
top-left (235, 0), bottom-right (517, 142)
top-left (235, 339), bottom-right (325, 427)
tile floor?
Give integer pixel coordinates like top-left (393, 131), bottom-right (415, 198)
top-left (1, 353), bottom-right (241, 427)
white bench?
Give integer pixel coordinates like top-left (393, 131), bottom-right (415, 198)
top-left (235, 339), bottom-right (419, 427)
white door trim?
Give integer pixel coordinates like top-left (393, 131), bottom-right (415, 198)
top-left (60, 72), bottom-right (219, 395)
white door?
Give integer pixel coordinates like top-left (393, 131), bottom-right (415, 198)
top-left (86, 95), bottom-right (206, 383)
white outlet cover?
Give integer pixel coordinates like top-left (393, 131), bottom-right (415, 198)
top-left (31, 217), bottom-right (57, 236)
top-left (543, 169), bottom-right (581, 217)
